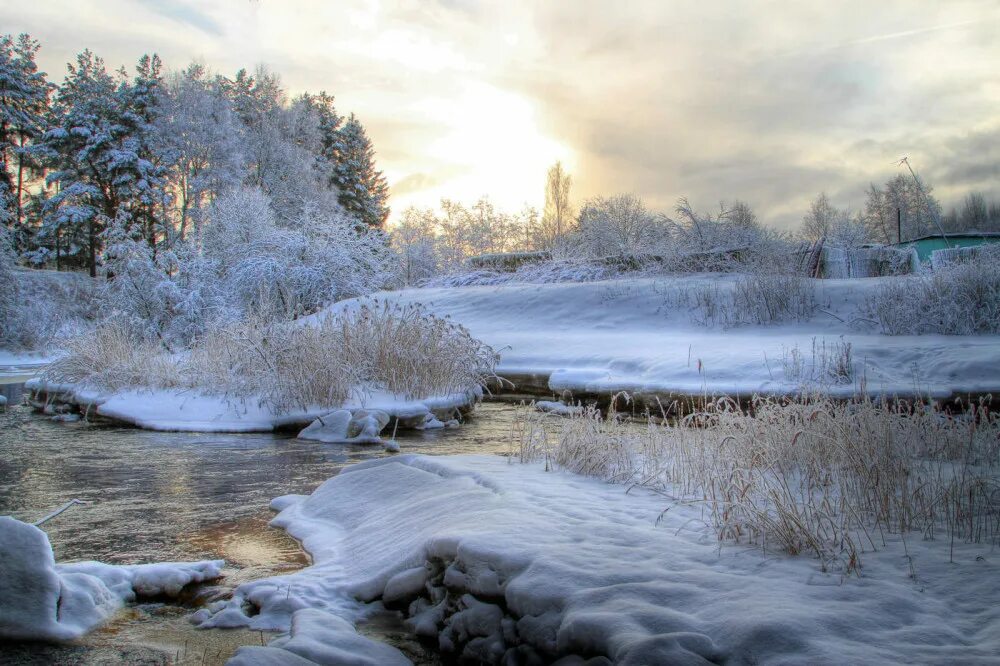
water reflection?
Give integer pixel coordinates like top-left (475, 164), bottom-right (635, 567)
top-left (0, 402), bottom-right (518, 663)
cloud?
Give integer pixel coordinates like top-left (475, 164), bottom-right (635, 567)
top-left (1, 0), bottom-right (998, 228)
top-left (133, 0), bottom-right (224, 36)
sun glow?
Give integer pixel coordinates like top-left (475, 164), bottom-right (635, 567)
top-left (388, 83), bottom-right (574, 222)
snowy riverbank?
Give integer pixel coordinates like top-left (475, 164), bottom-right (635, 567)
top-left (201, 454), bottom-right (1000, 664)
top-left (0, 517), bottom-right (222, 642)
top-left (25, 379), bottom-right (480, 434)
top-left (327, 275), bottom-right (1000, 403)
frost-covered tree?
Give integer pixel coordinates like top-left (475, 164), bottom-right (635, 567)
top-left (392, 207), bottom-right (443, 284)
top-left (154, 63), bottom-right (244, 246)
top-left (577, 193), bottom-right (660, 258)
top-left (0, 34), bottom-right (52, 253)
top-left (34, 50), bottom-right (168, 275)
top-left (802, 192), bottom-right (844, 241)
top-left (332, 113), bottom-right (389, 228)
top-left (863, 174), bottom-right (942, 244)
top-left (722, 200), bottom-right (759, 230)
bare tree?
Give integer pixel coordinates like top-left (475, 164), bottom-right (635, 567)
top-left (802, 192), bottom-right (839, 241)
top-left (541, 161), bottom-right (573, 246)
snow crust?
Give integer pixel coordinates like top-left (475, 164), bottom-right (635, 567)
top-left (202, 454), bottom-right (1000, 664)
top-left (331, 276), bottom-right (1000, 399)
top-left (25, 381), bottom-right (478, 433)
top-left (0, 516), bottom-right (223, 642)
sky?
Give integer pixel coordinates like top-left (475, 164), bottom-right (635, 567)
top-left (3, 0), bottom-right (999, 229)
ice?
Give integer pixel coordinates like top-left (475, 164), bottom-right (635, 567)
top-left (200, 454), bottom-right (1000, 664)
top-left (0, 516), bottom-right (223, 642)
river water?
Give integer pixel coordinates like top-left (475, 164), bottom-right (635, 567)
top-left (0, 400), bottom-right (521, 665)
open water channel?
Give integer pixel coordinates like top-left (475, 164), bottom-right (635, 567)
top-left (0, 397), bottom-right (521, 665)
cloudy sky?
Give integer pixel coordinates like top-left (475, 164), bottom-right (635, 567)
top-left (3, 0), bottom-right (999, 228)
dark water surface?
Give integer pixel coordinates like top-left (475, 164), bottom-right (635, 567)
top-left (0, 401), bottom-right (519, 665)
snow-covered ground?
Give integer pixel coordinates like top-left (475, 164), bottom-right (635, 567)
top-left (329, 275), bottom-right (1000, 400)
top-left (201, 454), bottom-right (1000, 664)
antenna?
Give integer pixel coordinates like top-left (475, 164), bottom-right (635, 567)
top-left (895, 156), bottom-right (950, 247)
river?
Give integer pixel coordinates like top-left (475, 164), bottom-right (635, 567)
top-left (0, 400), bottom-right (521, 665)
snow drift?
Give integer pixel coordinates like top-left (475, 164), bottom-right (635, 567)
top-left (0, 516), bottom-right (223, 642)
top-left (201, 454), bottom-right (1000, 664)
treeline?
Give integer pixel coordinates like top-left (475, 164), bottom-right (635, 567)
top-left (0, 34), bottom-right (389, 277)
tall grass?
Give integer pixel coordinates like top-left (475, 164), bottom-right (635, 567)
top-left (512, 397), bottom-right (1000, 573)
top-left (683, 272), bottom-right (817, 328)
top-left (45, 301), bottom-right (499, 412)
top-left (865, 258), bottom-right (1000, 335)
top-left (44, 318), bottom-right (181, 391)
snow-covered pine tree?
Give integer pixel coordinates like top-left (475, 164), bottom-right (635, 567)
top-left (34, 50), bottom-right (169, 276)
top-left (332, 113), bottom-right (389, 228)
top-left (0, 33), bottom-right (52, 253)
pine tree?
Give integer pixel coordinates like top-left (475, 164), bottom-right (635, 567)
top-left (332, 114), bottom-right (389, 228)
top-left (34, 50), bottom-right (168, 275)
top-left (0, 33), bottom-right (52, 252)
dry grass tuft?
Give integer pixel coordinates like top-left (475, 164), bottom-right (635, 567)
top-left (46, 301), bottom-right (499, 413)
top-left (512, 396), bottom-right (1000, 573)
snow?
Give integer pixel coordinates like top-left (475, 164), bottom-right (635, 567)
top-left (25, 381), bottom-right (479, 433)
top-left (199, 454), bottom-right (1000, 664)
top-left (0, 349), bottom-right (54, 377)
top-left (534, 400), bottom-right (583, 416)
top-left (328, 275), bottom-right (1000, 400)
top-left (0, 516), bottom-right (223, 642)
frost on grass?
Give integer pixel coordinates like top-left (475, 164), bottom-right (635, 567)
top-left (514, 397), bottom-right (1000, 573)
top-left (865, 254), bottom-right (1000, 335)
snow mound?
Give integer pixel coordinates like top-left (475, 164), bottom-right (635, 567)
top-left (297, 409), bottom-right (390, 444)
top-left (0, 516), bottom-right (223, 642)
top-left (202, 455), bottom-right (1000, 664)
top-left (228, 608), bottom-right (409, 666)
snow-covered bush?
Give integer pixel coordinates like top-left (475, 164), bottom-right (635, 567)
top-left (865, 254), bottom-right (1000, 335)
top-left (199, 187), bottom-right (393, 320)
top-left (96, 188), bottom-right (395, 348)
top-left (1, 226), bottom-right (97, 350)
top-left (515, 396), bottom-right (1000, 572)
top-left (0, 225), bottom-right (18, 344)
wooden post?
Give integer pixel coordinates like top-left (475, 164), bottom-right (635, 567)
top-left (897, 207), bottom-right (902, 244)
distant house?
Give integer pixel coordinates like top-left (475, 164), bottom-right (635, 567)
top-left (894, 232), bottom-right (1000, 263)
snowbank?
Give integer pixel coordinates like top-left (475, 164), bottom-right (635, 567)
top-left (25, 380), bottom-right (479, 433)
top-left (201, 455), bottom-right (1000, 664)
top-left (329, 276), bottom-right (1000, 400)
top-left (0, 516), bottom-right (223, 642)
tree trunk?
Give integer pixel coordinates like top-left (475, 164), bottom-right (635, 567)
top-left (89, 219), bottom-right (97, 278)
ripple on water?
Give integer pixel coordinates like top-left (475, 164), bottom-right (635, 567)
top-left (0, 402), bottom-right (518, 664)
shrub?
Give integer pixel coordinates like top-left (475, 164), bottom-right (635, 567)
top-left (865, 256), bottom-right (1000, 335)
